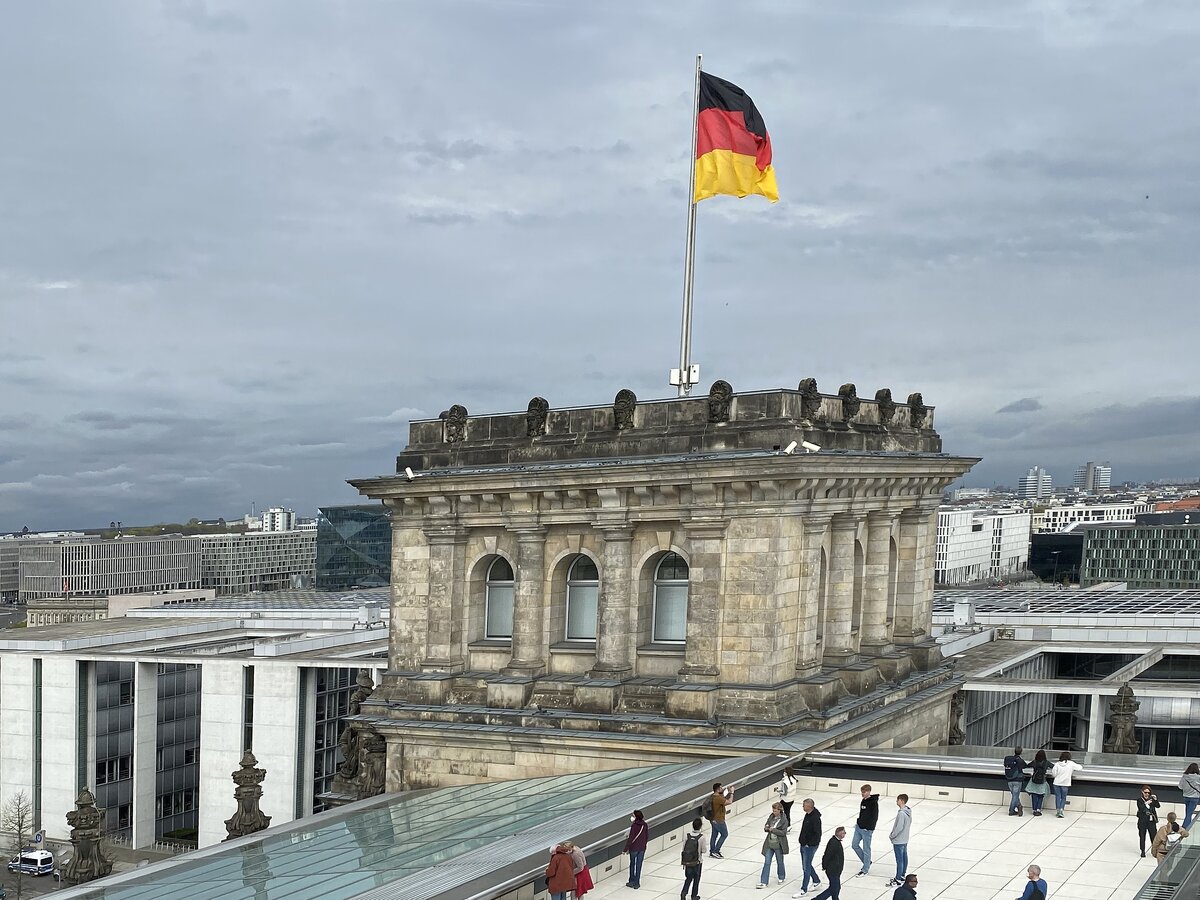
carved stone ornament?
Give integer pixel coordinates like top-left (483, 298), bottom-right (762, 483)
top-left (63, 788), bottom-right (112, 885)
top-left (613, 389), bottom-right (637, 431)
top-left (526, 396), bottom-right (550, 437)
top-left (224, 749), bottom-right (272, 840)
top-left (442, 404), bottom-right (468, 443)
top-left (838, 383), bottom-right (860, 421)
top-left (875, 388), bottom-right (896, 426)
top-left (707, 380), bottom-right (733, 423)
top-left (797, 378), bottom-right (821, 422)
top-left (359, 730), bottom-right (387, 799)
top-left (947, 690), bottom-right (966, 746)
top-left (907, 392), bottom-right (928, 429)
top-left (1103, 682), bottom-right (1140, 754)
top-left (335, 669), bottom-right (376, 781)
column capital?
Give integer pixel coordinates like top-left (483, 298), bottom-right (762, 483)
top-left (831, 513), bottom-right (861, 531)
top-left (802, 514), bottom-right (833, 535)
top-left (899, 505), bottom-right (935, 524)
top-left (866, 509), bottom-right (895, 525)
top-left (421, 524), bottom-right (468, 544)
top-left (595, 523), bottom-right (635, 541)
top-left (682, 518), bottom-right (728, 540)
top-left (510, 525), bottom-right (548, 541)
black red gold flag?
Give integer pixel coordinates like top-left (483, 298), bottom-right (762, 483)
top-left (695, 72), bottom-right (779, 202)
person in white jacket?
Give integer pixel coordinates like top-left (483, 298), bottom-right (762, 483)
top-left (1050, 751), bottom-right (1083, 818)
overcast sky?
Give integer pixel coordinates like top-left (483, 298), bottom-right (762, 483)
top-left (2, 1), bottom-right (1199, 531)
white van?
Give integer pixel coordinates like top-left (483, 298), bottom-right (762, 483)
top-left (7, 849), bottom-right (54, 876)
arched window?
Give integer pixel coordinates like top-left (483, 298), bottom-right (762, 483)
top-left (652, 553), bottom-right (689, 643)
top-left (565, 555), bottom-right (599, 641)
top-left (484, 557), bottom-right (514, 639)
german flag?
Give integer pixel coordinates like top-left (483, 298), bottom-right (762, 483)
top-left (695, 72), bottom-right (779, 203)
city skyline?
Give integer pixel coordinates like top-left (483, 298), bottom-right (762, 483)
top-left (4, 2), bottom-right (1200, 531)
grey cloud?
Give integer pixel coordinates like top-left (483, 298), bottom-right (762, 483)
top-left (996, 398), bottom-right (1043, 414)
top-left (161, 0), bottom-right (248, 34)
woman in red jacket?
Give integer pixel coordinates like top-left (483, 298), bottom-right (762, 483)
top-left (546, 844), bottom-right (577, 900)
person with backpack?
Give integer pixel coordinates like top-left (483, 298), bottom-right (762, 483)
top-left (757, 801), bottom-right (790, 888)
top-left (680, 818), bottom-right (705, 900)
top-left (1015, 864), bottom-right (1047, 900)
top-left (1003, 746), bottom-right (1029, 816)
top-left (1025, 750), bottom-right (1051, 816)
top-left (891, 873), bottom-right (918, 899)
top-left (1151, 811), bottom-right (1188, 864)
top-left (704, 783), bottom-right (734, 858)
top-left (777, 765), bottom-right (798, 830)
top-left (1136, 785), bottom-right (1161, 857)
top-left (623, 810), bottom-right (649, 889)
top-left (851, 784), bottom-right (880, 877)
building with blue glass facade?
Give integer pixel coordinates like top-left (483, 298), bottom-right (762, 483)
top-left (316, 505), bottom-right (391, 591)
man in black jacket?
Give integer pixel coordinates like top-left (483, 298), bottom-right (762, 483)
top-left (852, 784), bottom-right (879, 876)
top-left (800, 827), bottom-right (845, 900)
top-left (793, 799), bottom-right (822, 895)
top-left (892, 872), bottom-right (918, 899)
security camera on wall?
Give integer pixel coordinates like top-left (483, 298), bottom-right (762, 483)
top-left (783, 441), bottom-right (798, 455)
top-left (801, 441), bottom-right (821, 453)
top-left (404, 467), bottom-right (417, 481)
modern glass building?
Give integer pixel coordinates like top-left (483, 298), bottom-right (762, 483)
top-left (1082, 523), bottom-right (1200, 587)
top-left (315, 505), bottom-right (391, 591)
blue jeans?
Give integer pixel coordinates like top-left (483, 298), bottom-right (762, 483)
top-left (810, 874), bottom-right (842, 900)
top-left (682, 864), bottom-right (701, 899)
top-left (710, 821), bottom-right (728, 855)
top-left (800, 845), bottom-right (820, 890)
top-left (851, 826), bottom-right (873, 873)
top-left (1053, 784), bottom-right (1069, 811)
top-left (1008, 780), bottom-right (1023, 812)
top-left (1030, 791), bottom-right (1045, 812)
top-left (893, 843), bottom-right (908, 881)
top-left (553, 893), bottom-right (569, 900)
top-left (627, 849), bottom-right (644, 887)
top-left (760, 847), bottom-right (785, 884)
top-left (1185, 797), bottom-right (1199, 830)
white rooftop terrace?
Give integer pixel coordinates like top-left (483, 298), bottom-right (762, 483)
top-left (592, 779), bottom-right (1157, 900)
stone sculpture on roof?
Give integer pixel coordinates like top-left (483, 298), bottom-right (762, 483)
top-left (63, 788), bottom-right (112, 885)
top-left (224, 750), bottom-right (271, 840)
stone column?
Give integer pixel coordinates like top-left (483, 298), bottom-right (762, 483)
top-left (591, 525), bottom-right (635, 678)
top-left (859, 511), bottom-right (894, 653)
top-left (679, 520), bottom-right (728, 681)
top-left (421, 525), bottom-right (467, 672)
top-left (894, 505), bottom-right (937, 645)
top-left (504, 526), bottom-right (547, 675)
top-left (822, 513), bottom-right (860, 666)
top-left (795, 515), bottom-right (830, 678)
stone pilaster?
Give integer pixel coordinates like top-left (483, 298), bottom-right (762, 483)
top-left (677, 519), bottom-right (728, 682)
top-left (822, 513), bottom-right (860, 666)
top-left (421, 524), bottom-right (467, 672)
top-left (590, 525), bottom-right (635, 678)
top-left (893, 506), bottom-right (936, 645)
top-left (859, 510), bottom-right (894, 652)
top-left (504, 526), bottom-right (547, 675)
top-left (795, 514), bottom-right (831, 678)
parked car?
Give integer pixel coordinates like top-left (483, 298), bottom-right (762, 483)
top-left (7, 848), bottom-right (55, 875)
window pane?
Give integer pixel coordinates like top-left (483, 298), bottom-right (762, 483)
top-left (653, 584), bottom-right (688, 642)
top-left (569, 556), bottom-right (598, 581)
top-left (656, 552), bottom-right (689, 581)
top-left (488, 557), bottom-right (513, 581)
top-left (566, 584), bottom-right (598, 640)
top-left (485, 585), bottom-right (514, 638)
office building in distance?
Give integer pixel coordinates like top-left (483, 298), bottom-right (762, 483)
top-left (16, 535), bottom-right (202, 603)
top-left (197, 531), bottom-right (316, 595)
top-left (1033, 500), bottom-right (1155, 534)
top-left (1018, 465), bottom-right (1053, 499)
top-left (259, 507), bottom-right (298, 533)
top-left (315, 504), bottom-right (392, 591)
top-left (1073, 460), bottom-right (1112, 493)
top-left (934, 508), bottom-right (1031, 585)
top-left (1081, 520), bottom-right (1200, 588)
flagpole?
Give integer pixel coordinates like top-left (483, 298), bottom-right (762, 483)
top-left (675, 54), bottom-right (702, 397)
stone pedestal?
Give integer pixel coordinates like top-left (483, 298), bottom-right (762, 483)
top-left (63, 789), bottom-right (112, 886)
top-left (224, 750), bottom-right (271, 841)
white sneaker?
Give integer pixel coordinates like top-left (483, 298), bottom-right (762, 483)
top-left (791, 891), bottom-right (808, 898)
top-left (756, 883), bottom-right (766, 890)
top-left (777, 879), bottom-right (784, 885)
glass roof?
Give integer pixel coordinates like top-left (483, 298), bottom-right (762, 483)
top-left (65, 761), bottom-right (699, 900)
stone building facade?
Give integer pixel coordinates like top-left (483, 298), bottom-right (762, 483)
top-left (349, 382), bottom-right (977, 791)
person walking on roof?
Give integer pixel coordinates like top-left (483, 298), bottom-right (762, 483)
top-left (680, 818), bottom-right (705, 900)
top-left (891, 872), bottom-right (918, 899)
top-left (705, 782), bottom-right (734, 858)
top-left (851, 784), bottom-right (879, 877)
top-left (547, 844), bottom-right (576, 900)
top-left (802, 826), bottom-right (845, 900)
top-left (795, 798), bottom-right (823, 895)
top-left (757, 802), bottom-right (790, 888)
top-left (1151, 811), bottom-right (1188, 864)
top-left (778, 765), bottom-right (798, 831)
top-left (1015, 864), bottom-right (1047, 899)
top-left (1179, 763), bottom-right (1200, 830)
top-left (1136, 786), bottom-right (1161, 858)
